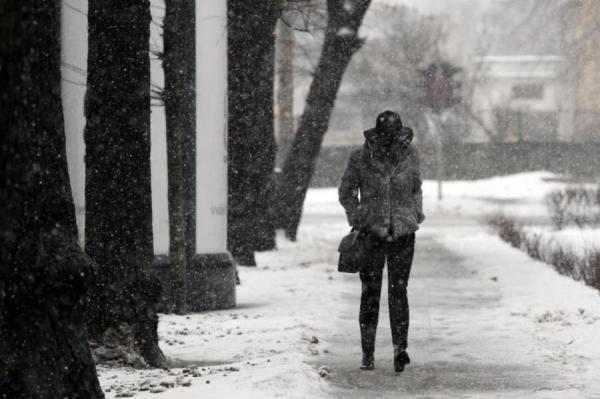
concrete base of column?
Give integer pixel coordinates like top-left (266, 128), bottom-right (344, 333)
top-left (152, 254), bottom-right (175, 313)
top-left (152, 253), bottom-right (236, 312)
top-left (188, 253), bottom-right (236, 311)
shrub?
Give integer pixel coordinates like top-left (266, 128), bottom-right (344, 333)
top-left (489, 213), bottom-right (600, 293)
top-left (521, 231), bottom-right (542, 261)
top-left (566, 188), bottom-right (595, 228)
top-left (581, 249), bottom-right (600, 290)
top-left (546, 190), bottom-right (570, 230)
top-left (549, 246), bottom-right (579, 279)
top-left (488, 213), bottom-right (522, 249)
top-left (546, 187), bottom-right (600, 230)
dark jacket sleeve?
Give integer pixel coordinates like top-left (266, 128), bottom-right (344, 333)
top-left (338, 150), bottom-right (361, 227)
top-left (412, 147), bottom-right (425, 223)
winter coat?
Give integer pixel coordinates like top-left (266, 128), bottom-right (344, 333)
top-left (338, 142), bottom-right (425, 239)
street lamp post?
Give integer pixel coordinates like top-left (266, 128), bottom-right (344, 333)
top-left (420, 62), bottom-right (462, 201)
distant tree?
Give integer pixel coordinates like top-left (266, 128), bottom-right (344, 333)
top-left (275, 0), bottom-right (328, 167)
top-left (482, 0), bottom-right (570, 56)
top-left (0, 1), bottom-right (104, 397)
top-left (163, 0), bottom-right (196, 313)
top-left (228, 0), bottom-right (282, 265)
top-left (344, 4), bottom-right (445, 143)
top-left (85, 0), bottom-right (165, 367)
top-left (277, 0), bottom-right (372, 240)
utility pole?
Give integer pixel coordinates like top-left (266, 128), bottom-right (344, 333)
top-left (276, 20), bottom-right (295, 169)
top-left (425, 112), bottom-right (444, 200)
top-left (420, 62), bottom-right (462, 201)
top-left (434, 114), bottom-right (444, 200)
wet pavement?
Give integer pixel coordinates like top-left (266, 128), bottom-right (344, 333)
top-left (311, 214), bottom-right (583, 399)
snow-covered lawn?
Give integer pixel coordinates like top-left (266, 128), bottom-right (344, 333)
top-left (437, 230), bottom-right (600, 398)
top-left (98, 172), bottom-right (600, 398)
top-left (522, 226), bottom-right (600, 257)
top-left (307, 170), bottom-right (597, 221)
top-left (421, 171), bottom-right (596, 220)
top-left (99, 217), bottom-right (352, 399)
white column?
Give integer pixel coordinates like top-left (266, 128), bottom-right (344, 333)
top-left (196, 0), bottom-right (228, 254)
top-left (60, 0), bottom-right (88, 244)
top-left (150, 0), bottom-right (170, 255)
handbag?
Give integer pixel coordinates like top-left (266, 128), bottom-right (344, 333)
top-left (337, 228), bottom-right (367, 273)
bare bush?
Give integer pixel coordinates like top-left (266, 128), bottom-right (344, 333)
top-left (488, 213), bottom-right (522, 249)
top-left (566, 188), bottom-right (595, 228)
top-left (546, 187), bottom-right (600, 230)
top-left (521, 232), bottom-right (542, 260)
top-left (489, 213), bottom-right (600, 292)
top-left (581, 249), bottom-right (600, 290)
top-left (595, 186), bottom-right (600, 222)
top-left (546, 190), bottom-right (570, 230)
top-left (549, 246), bottom-right (579, 279)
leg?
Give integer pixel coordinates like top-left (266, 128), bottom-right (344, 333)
top-left (358, 245), bottom-right (385, 358)
top-left (387, 234), bottom-right (415, 352)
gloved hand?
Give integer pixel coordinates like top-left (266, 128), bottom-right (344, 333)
top-left (372, 225), bottom-right (392, 241)
top-left (351, 205), bottom-right (368, 229)
top-left (391, 228), bottom-right (404, 241)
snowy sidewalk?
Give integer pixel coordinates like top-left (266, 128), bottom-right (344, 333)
top-left (99, 187), bottom-right (600, 398)
top-left (313, 214), bottom-right (600, 399)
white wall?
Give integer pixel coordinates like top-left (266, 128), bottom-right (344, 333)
top-left (150, 0), bottom-right (170, 255)
top-left (61, 0), bottom-right (87, 243)
top-left (470, 57), bottom-right (571, 141)
top-left (61, 0), bottom-right (170, 254)
top-left (195, 0), bottom-right (228, 254)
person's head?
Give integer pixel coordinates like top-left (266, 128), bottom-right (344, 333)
top-left (364, 110), bottom-right (412, 150)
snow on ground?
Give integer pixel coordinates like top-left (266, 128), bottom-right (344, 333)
top-left (436, 229), bottom-right (600, 398)
top-left (421, 171), bottom-right (596, 220)
top-left (307, 171), bottom-right (596, 221)
top-left (99, 216), bottom-right (352, 399)
top-left (98, 172), bottom-right (600, 398)
top-left (522, 226), bottom-right (600, 257)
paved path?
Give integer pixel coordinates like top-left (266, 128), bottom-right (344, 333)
top-left (99, 212), bottom-right (600, 398)
top-left (311, 214), bottom-right (592, 399)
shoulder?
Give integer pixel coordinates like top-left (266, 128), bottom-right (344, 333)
top-left (407, 144), bottom-right (421, 162)
top-left (348, 147), bottom-right (364, 165)
top-left (404, 145), bottom-right (421, 170)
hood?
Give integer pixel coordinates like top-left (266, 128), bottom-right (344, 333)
top-left (363, 126), bottom-right (414, 153)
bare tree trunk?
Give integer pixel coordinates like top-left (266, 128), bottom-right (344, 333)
top-left (277, 0), bottom-right (371, 240)
top-left (0, 1), bottom-right (104, 397)
top-left (276, 20), bottom-right (295, 169)
top-left (164, 0), bottom-right (196, 314)
top-left (85, 0), bottom-right (165, 368)
top-left (228, 0), bottom-right (281, 265)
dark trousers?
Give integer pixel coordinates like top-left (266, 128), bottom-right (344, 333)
top-left (359, 233), bottom-right (415, 355)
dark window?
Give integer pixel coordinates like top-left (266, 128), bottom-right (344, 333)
top-left (512, 84), bottom-right (544, 99)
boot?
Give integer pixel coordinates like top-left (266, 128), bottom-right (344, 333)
top-left (360, 325), bottom-right (376, 370)
top-left (393, 348), bottom-right (410, 373)
top-left (360, 353), bottom-right (374, 370)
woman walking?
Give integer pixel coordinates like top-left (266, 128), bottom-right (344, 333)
top-left (338, 110), bottom-right (425, 372)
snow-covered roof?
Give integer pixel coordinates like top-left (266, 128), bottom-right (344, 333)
top-left (475, 55), bottom-right (565, 64)
top-left (474, 55), bottom-right (566, 79)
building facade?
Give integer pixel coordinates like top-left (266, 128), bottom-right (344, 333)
top-left (470, 55), bottom-right (573, 142)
